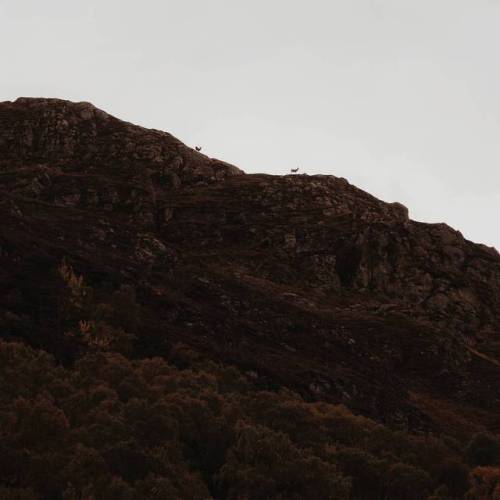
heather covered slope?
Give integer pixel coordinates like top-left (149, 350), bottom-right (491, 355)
top-left (1, 98), bottom-right (499, 499)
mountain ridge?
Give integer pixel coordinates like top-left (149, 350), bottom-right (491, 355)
top-left (1, 98), bottom-right (499, 499)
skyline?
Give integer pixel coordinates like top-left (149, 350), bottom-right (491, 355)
top-left (2, 0), bottom-right (499, 249)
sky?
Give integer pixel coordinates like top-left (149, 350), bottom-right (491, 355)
top-left (1, 0), bottom-right (500, 249)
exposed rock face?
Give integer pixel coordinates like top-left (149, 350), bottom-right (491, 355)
top-left (0, 97), bottom-right (242, 227)
top-left (1, 98), bottom-right (499, 434)
top-left (165, 174), bottom-right (500, 343)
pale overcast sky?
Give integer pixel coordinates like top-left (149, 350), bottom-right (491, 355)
top-left (1, 0), bottom-right (500, 249)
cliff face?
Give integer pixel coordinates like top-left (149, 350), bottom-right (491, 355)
top-left (0, 97), bottom-right (242, 228)
top-left (1, 97), bottom-right (499, 434)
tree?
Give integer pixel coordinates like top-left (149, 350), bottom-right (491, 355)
top-left (466, 466), bottom-right (500, 500)
top-left (334, 447), bottom-right (387, 499)
top-left (466, 433), bottom-right (500, 467)
top-left (437, 460), bottom-right (470, 498)
top-left (218, 421), bottom-right (350, 500)
top-left (385, 463), bottom-right (431, 500)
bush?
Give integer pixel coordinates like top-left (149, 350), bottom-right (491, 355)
top-left (385, 463), bottom-right (431, 500)
top-left (218, 421), bottom-right (350, 500)
top-left (466, 433), bottom-right (500, 467)
top-left (0, 339), bottom-right (476, 499)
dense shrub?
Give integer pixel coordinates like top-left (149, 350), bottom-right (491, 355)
top-left (218, 421), bottom-right (350, 500)
top-left (466, 466), bottom-right (500, 499)
top-left (466, 433), bottom-right (500, 467)
top-left (0, 338), bottom-right (495, 499)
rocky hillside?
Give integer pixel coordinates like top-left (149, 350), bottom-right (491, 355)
top-left (1, 98), bottom-right (499, 499)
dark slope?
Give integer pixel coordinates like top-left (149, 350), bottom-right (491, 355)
top-left (1, 97), bottom-right (499, 425)
top-left (1, 98), bottom-right (499, 499)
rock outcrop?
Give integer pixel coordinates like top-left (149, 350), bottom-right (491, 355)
top-left (165, 173), bottom-right (500, 344)
top-left (0, 97), bottom-right (242, 228)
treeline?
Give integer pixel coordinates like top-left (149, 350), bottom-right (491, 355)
top-left (0, 339), bottom-right (499, 499)
top-left (0, 262), bottom-right (499, 499)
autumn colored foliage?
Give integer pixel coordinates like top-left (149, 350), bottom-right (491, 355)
top-left (0, 261), bottom-right (498, 499)
top-left (1, 337), bottom-right (499, 499)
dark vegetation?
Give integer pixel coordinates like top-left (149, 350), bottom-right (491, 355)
top-left (0, 261), bottom-right (498, 499)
